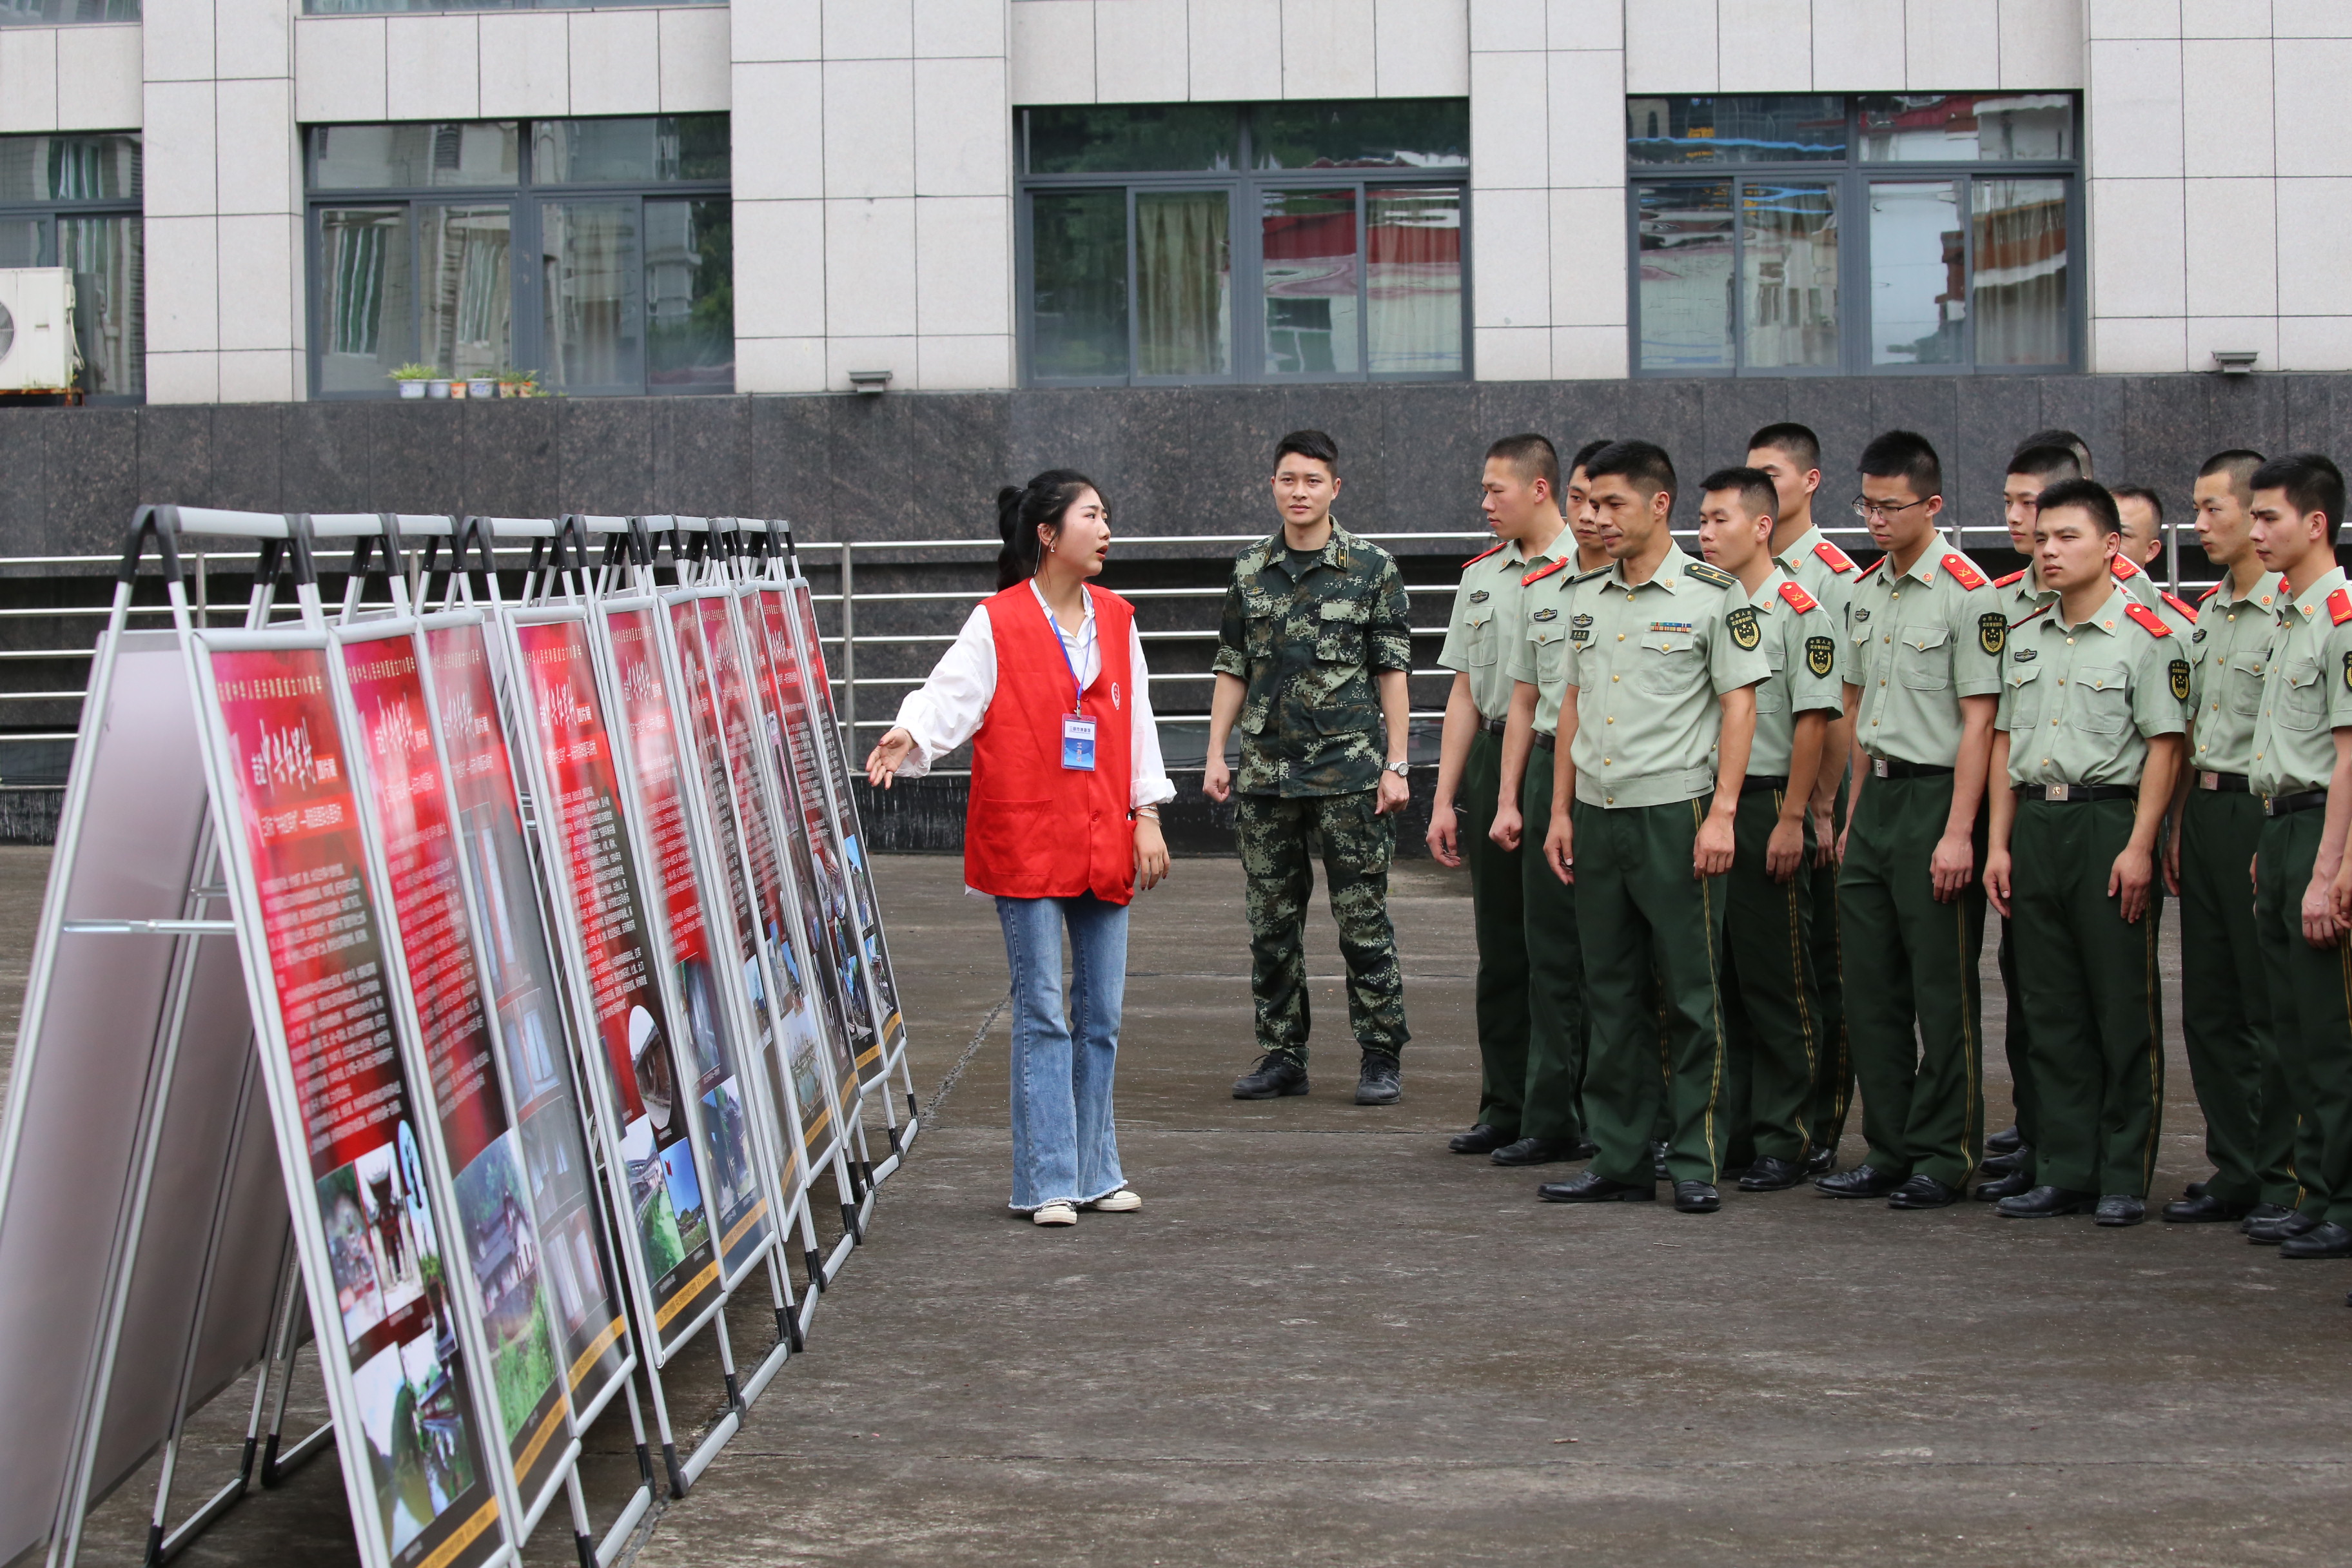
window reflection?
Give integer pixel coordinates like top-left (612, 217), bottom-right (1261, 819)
top-left (1740, 182), bottom-right (1837, 369)
top-left (318, 206), bottom-right (414, 392)
top-left (1135, 190), bottom-right (1230, 377)
top-left (1252, 99), bottom-right (1468, 170)
top-left (1858, 94), bottom-right (2074, 162)
top-left (1636, 181), bottom-right (1734, 371)
top-left (0, 133), bottom-right (143, 395)
top-left (645, 197), bottom-right (732, 389)
top-left (1627, 97), bottom-right (1846, 165)
top-left (1261, 189), bottom-right (1358, 374)
top-left (57, 214), bottom-right (142, 395)
top-left (1029, 190), bottom-right (1129, 379)
top-left (420, 204), bottom-right (511, 378)
top-left (1972, 178), bottom-right (2068, 366)
top-left (540, 200), bottom-right (638, 391)
top-left (1025, 106), bottom-right (1239, 176)
top-left (533, 117), bottom-right (728, 185)
top-left (1366, 186), bottom-right (1461, 374)
top-left (0, 0), bottom-right (138, 26)
top-left (312, 123), bottom-right (518, 190)
top-left (1869, 181), bottom-right (1963, 366)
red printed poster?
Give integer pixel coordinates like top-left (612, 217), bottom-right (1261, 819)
top-left (342, 633), bottom-right (569, 1509)
top-left (603, 609), bottom-right (770, 1280)
top-left (424, 623), bottom-right (629, 1410)
top-left (209, 645), bottom-right (502, 1568)
top-left (513, 620), bottom-right (719, 1349)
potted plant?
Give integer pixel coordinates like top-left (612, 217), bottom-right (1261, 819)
top-left (466, 373), bottom-right (495, 398)
top-left (427, 376), bottom-right (451, 398)
top-left (498, 368), bottom-right (540, 398)
top-left (390, 363), bottom-right (435, 400)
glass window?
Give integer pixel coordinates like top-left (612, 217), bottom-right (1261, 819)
top-left (1261, 189), bottom-right (1358, 374)
top-left (0, 133), bottom-right (140, 201)
top-left (1135, 190), bottom-right (1230, 377)
top-left (1741, 182), bottom-right (1838, 369)
top-left (645, 197), bottom-right (732, 389)
top-left (311, 123), bottom-right (520, 190)
top-left (1858, 94), bottom-right (2075, 162)
top-left (1626, 96), bottom-right (1846, 165)
top-left (0, 132), bottom-right (142, 398)
top-left (1868, 181), bottom-right (1963, 367)
top-left (533, 116), bottom-right (728, 185)
top-left (1635, 181), bottom-right (1734, 371)
top-left (540, 200), bottom-right (639, 392)
top-left (1366, 186), bottom-right (1462, 374)
top-left (318, 207), bottom-right (414, 392)
top-left (57, 213), bottom-right (142, 396)
top-left (420, 204), bottom-right (513, 380)
top-left (1024, 106), bottom-right (1240, 175)
top-left (1972, 178), bottom-right (2068, 366)
top-left (1029, 190), bottom-right (1129, 379)
top-left (0, 0), bottom-right (137, 24)
top-left (1251, 99), bottom-right (1468, 170)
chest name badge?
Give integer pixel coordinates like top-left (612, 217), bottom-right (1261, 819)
top-left (1532, 607), bottom-right (1558, 622)
top-left (1469, 589), bottom-right (1489, 603)
top-left (1062, 714), bottom-right (1098, 771)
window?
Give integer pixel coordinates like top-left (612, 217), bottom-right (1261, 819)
top-left (1017, 100), bottom-right (1469, 386)
top-left (0, 133), bottom-right (142, 398)
top-left (306, 117), bottom-right (732, 398)
top-left (1627, 93), bottom-right (2078, 377)
top-left (0, 0), bottom-right (136, 24)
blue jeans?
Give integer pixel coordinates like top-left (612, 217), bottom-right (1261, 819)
top-left (996, 892), bottom-right (1130, 1211)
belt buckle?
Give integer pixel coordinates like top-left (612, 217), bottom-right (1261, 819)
top-left (2043, 783), bottom-right (2068, 803)
top-left (2263, 794), bottom-right (2277, 817)
top-left (2199, 771), bottom-right (2219, 791)
top-left (1873, 758), bottom-right (1891, 779)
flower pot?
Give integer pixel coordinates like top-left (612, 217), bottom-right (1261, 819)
top-left (449, 379), bottom-right (469, 398)
top-left (427, 379), bottom-right (451, 398)
top-left (497, 381), bottom-right (518, 398)
top-left (398, 381), bottom-right (426, 399)
top-left (467, 377), bottom-right (495, 399)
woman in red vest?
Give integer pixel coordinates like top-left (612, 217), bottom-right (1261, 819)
top-left (865, 471), bottom-right (1173, 1226)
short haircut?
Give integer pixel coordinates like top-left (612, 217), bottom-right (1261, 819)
top-left (2007, 444), bottom-right (2082, 487)
top-left (1569, 438), bottom-right (1614, 480)
top-left (1857, 429), bottom-right (1942, 500)
top-left (2035, 478), bottom-right (2121, 537)
top-left (1485, 433), bottom-right (1561, 495)
top-left (2250, 452), bottom-right (2348, 544)
top-left (1583, 439), bottom-right (1678, 508)
top-left (2019, 427), bottom-right (2093, 477)
top-left (1700, 466), bottom-right (1781, 524)
top-left (1275, 429), bottom-right (1339, 472)
top-left (1747, 422), bottom-right (1821, 472)
top-left (2110, 483), bottom-right (2164, 525)
top-left (2198, 448), bottom-right (2266, 503)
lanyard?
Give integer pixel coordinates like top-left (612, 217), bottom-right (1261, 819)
top-left (1037, 584), bottom-right (1093, 714)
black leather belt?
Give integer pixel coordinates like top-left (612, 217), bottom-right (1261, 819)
top-left (1532, 729), bottom-right (1556, 752)
top-left (2017, 783), bottom-right (2137, 805)
top-left (1870, 758), bottom-right (1954, 779)
top-left (1741, 775), bottom-right (1788, 797)
top-left (2266, 789), bottom-right (2329, 818)
top-left (2197, 770), bottom-right (2250, 794)
top-left (1478, 716), bottom-right (1509, 737)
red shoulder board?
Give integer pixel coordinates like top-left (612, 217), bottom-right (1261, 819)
top-left (2122, 602), bottom-right (2171, 637)
top-left (1857, 557), bottom-right (1886, 578)
top-left (2331, 588), bottom-right (2352, 626)
top-left (1522, 558), bottom-right (1570, 587)
top-left (1813, 539), bottom-right (1857, 574)
top-left (1993, 567), bottom-right (2028, 589)
top-left (1778, 579), bottom-right (1819, 614)
top-left (1461, 541), bottom-right (1506, 569)
top-left (2200, 583), bottom-right (2223, 602)
top-left (1940, 553), bottom-right (1986, 591)
top-left (2110, 554), bottom-right (2141, 580)
top-left (2161, 591), bottom-right (2200, 621)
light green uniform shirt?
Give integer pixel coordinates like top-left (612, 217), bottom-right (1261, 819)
top-left (1505, 556), bottom-right (1607, 734)
top-left (1557, 542), bottom-right (1770, 810)
top-left (2186, 569), bottom-right (2283, 778)
top-left (1846, 531), bottom-right (2006, 767)
top-left (1772, 522), bottom-right (1863, 631)
top-left (1437, 536), bottom-right (1555, 721)
top-left (2248, 566), bottom-right (2352, 798)
top-left (1747, 565), bottom-right (1846, 778)
top-left (1995, 586), bottom-right (2188, 789)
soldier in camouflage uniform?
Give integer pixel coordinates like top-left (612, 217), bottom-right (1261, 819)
top-left (1205, 430), bottom-right (1417, 1106)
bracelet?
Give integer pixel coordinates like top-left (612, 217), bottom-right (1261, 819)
top-left (1133, 807), bottom-right (1161, 821)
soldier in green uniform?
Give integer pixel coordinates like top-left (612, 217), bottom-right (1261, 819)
top-left (1696, 467), bottom-right (1843, 1191)
top-left (1489, 439), bottom-right (1617, 1164)
top-left (2243, 453), bottom-right (2352, 1258)
top-left (1748, 422), bottom-right (1862, 1174)
top-left (1531, 440), bottom-right (1769, 1215)
top-left (1823, 431), bottom-right (2004, 1210)
top-left (1983, 480), bottom-right (2188, 1225)
top-left (2164, 450), bottom-right (2296, 1225)
top-left (1428, 435), bottom-right (1565, 1158)
top-left (1206, 430), bottom-right (1416, 1106)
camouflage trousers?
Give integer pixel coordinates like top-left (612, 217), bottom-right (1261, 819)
top-left (1235, 789), bottom-right (1409, 1063)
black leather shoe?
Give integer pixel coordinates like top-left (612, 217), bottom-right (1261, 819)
top-left (1815, 1164), bottom-right (1902, 1199)
top-left (1538, 1171), bottom-right (1656, 1203)
top-left (2162, 1191), bottom-right (2251, 1224)
top-left (2248, 1210), bottom-right (2322, 1245)
top-left (2184, 1180), bottom-right (2208, 1200)
top-left (1986, 1124), bottom-right (2023, 1156)
top-left (1801, 1145), bottom-right (1838, 1177)
top-left (1355, 1054), bottom-right (1402, 1106)
top-left (1649, 1141), bottom-right (1671, 1181)
top-left (1973, 1169), bottom-right (2034, 1202)
top-left (1978, 1146), bottom-right (2027, 1177)
top-left (1738, 1155), bottom-right (1804, 1192)
top-left (1995, 1184), bottom-right (2097, 1219)
top-left (2240, 1202), bottom-right (2295, 1232)
top-left (1888, 1173), bottom-right (1960, 1209)
top-left (1449, 1123), bottom-right (1509, 1155)
top-left (1232, 1054), bottom-right (1309, 1099)
top-left (2095, 1194), bottom-right (2146, 1227)
top-left (1491, 1136), bottom-right (1583, 1166)
top-left (1673, 1181), bottom-right (1721, 1213)
top-left (2280, 1220), bottom-right (2352, 1259)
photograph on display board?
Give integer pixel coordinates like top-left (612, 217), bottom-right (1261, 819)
top-left (207, 645), bottom-right (504, 1568)
top-left (425, 621), bottom-right (630, 1409)
top-left (605, 608), bottom-right (772, 1282)
top-left (342, 635), bottom-right (571, 1505)
top-left (513, 620), bottom-right (721, 1351)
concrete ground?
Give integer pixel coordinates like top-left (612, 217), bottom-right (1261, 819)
top-left (3, 845), bottom-right (2349, 1565)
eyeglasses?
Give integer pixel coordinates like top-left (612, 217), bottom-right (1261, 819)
top-left (1849, 495), bottom-right (1934, 522)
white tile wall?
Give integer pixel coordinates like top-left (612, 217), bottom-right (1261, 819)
top-left (142, 0), bottom-right (213, 84)
top-left (916, 56), bottom-right (1013, 195)
top-left (732, 201), bottom-right (830, 337)
top-left (143, 214), bottom-right (219, 355)
top-left (1283, 0), bottom-right (1380, 99)
top-left (213, 77), bottom-right (294, 213)
top-left (2275, 177), bottom-right (2352, 317)
top-left (2089, 177), bottom-right (2186, 317)
top-left (143, 351), bottom-right (220, 404)
top-left (1999, 0), bottom-right (2083, 87)
top-left (658, 6), bottom-right (732, 110)
top-left (1469, 185), bottom-right (1549, 329)
top-left (1549, 322), bottom-right (1624, 377)
top-left (824, 0), bottom-right (915, 59)
top-left (2182, 177), bottom-right (2276, 317)
top-left (825, 197), bottom-right (919, 337)
top-left (916, 195), bottom-right (1012, 333)
top-left (141, 81), bottom-right (217, 218)
top-left (1622, 0), bottom-right (1714, 92)
top-left (2088, 0), bottom-right (2177, 39)
top-left (55, 24), bottom-right (144, 130)
top-left (567, 9), bottom-right (661, 115)
top-left (2179, 39), bottom-right (2273, 179)
top-left (1473, 324), bottom-right (1550, 378)
top-left (2275, 40), bottom-right (2352, 177)
top-left (823, 58), bottom-right (916, 197)
top-left (916, 0), bottom-right (1009, 58)
top-left (1470, 0), bottom-right (1541, 49)
top-left (825, 333), bottom-right (919, 389)
top-left (1376, 0), bottom-right (1469, 97)
top-left (0, 30), bottom-right (60, 132)
top-left (2184, 315), bottom-right (2278, 373)
top-left (1905, 0), bottom-right (1999, 87)
top-left (478, 12), bottom-right (570, 118)
top-left (1467, 46), bottom-right (1545, 189)
top-left (214, 213), bottom-right (296, 350)
top-left (215, 0), bottom-right (289, 83)
top-left (2179, 0), bottom-right (2268, 36)
top-left (732, 62), bottom-right (825, 199)
top-left (1547, 184), bottom-right (1624, 326)
top-left (216, 349), bottom-right (299, 401)
top-left (293, 19), bottom-right (386, 123)
top-left (1094, 0), bottom-right (1189, 101)
top-left (2092, 314), bottom-right (2188, 372)
top-left (1010, 0), bottom-right (1095, 101)
top-left (1808, 0), bottom-right (1905, 88)
top-left (384, 15), bottom-right (480, 120)
top-left (1717, 0), bottom-right (1813, 93)
top-left (735, 335), bottom-right (828, 391)
top-left (736, 0), bottom-right (823, 63)
top-left (1188, 0), bottom-right (1284, 99)
top-left (917, 332), bottom-right (1015, 388)
top-left (2278, 315), bottom-right (2352, 373)
top-left (1545, 44), bottom-right (1620, 185)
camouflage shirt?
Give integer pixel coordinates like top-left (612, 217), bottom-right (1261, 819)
top-left (1213, 521), bottom-right (1414, 796)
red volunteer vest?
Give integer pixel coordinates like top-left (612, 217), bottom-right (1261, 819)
top-left (965, 582), bottom-right (1137, 904)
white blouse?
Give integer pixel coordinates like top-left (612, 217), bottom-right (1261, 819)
top-left (888, 579), bottom-right (1177, 810)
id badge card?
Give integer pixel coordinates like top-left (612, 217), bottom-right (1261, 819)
top-left (1061, 714), bottom-right (1098, 771)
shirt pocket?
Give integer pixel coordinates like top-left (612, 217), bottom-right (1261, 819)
top-left (2281, 657), bottom-right (2326, 731)
top-left (1637, 631), bottom-right (1704, 697)
top-left (1242, 589), bottom-right (1281, 660)
top-left (1896, 624), bottom-right (1952, 690)
top-left (2226, 649), bottom-right (2266, 718)
top-left (2004, 660), bottom-right (2044, 733)
top-left (2070, 663), bottom-right (2132, 735)
top-left (1532, 624), bottom-right (1569, 687)
top-left (1315, 597), bottom-right (1368, 664)
top-left (1461, 606), bottom-right (1498, 667)
top-left (1754, 646), bottom-right (1788, 714)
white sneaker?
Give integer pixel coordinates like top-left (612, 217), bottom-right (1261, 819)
top-left (1032, 1201), bottom-right (1077, 1226)
top-left (1086, 1190), bottom-right (1142, 1212)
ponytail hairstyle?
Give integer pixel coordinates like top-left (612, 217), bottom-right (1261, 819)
top-left (995, 468), bottom-right (1104, 590)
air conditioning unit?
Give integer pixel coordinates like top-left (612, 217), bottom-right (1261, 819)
top-left (0, 268), bottom-right (82, 393)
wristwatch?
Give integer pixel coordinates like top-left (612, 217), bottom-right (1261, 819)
top-left (1385, 759), bottom-right (1410, 778)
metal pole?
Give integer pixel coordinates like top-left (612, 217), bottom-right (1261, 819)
top-left (2166, 509), bottom-right (2181, 595)
top-left (837, 540), bottom-right (857, 752)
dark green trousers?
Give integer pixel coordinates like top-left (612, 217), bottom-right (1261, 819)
top-left (1571, 797), bottom-right (1729, 1186)
top-left (1803, 772), bottom-right (1852, 1154)
top-left (1460, 729), bottom-right (1532, 1134)
top-left (1997, 920), bottom-right (2039, 1180)
top-left (1721, 787), bottom-right (1825, 1165)
top-left (1838, 774), bottom-right (1988, 1188)
top-left (1520, 752), bottom-right (1587, 1142)
top-left (2253, 809), bottom-right (2352, 1224)
top-left (1235, 790), bottom-right (1409, 1063)
top-left (2008, 799), bottom-right (2164, 1197)
top-left (2179, 789), bottom-right (2295, 1206)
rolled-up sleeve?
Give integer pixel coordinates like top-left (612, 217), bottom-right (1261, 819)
top-left (1211, 576), bottom-right (1250, 679)
top-left (1129, 623), bottom-right (1177, 808)
top-left (1369, 561), bottom-right (1413, 673)
top-left (889, 604), bottom-right (995, 778)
